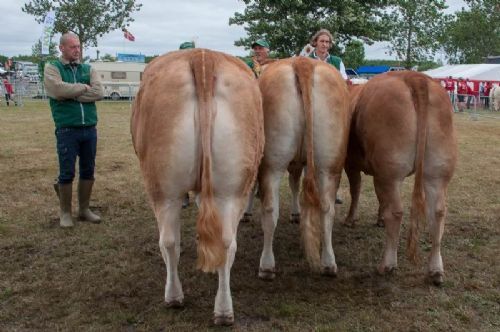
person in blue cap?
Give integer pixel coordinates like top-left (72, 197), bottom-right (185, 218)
top-left (247, 39), bottom-right (273, 78)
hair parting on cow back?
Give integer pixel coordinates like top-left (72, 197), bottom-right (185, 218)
top-left (190, 50), bottom-right (226, 272)
top-left (292, 57), bottom-right (322, 269)
top-left (401, 72), bottom-right (429, 264)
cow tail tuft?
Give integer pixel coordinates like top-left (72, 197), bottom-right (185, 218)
top-left (191, 50), bottom-right (226, 272)
top-left (293, 58), bottom-right (321, 269)
top-left (406, 74), bottom-right (429, 264)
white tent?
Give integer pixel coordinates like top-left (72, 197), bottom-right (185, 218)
top-left (424, 64), bottom-right (500, 82)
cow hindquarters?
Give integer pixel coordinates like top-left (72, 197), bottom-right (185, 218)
top-left (156, 199), bottom-right (184, 306)
top-left (424, 177), bottom-right (450, 286)
top-left (374, 177), bottom-right (404, 274)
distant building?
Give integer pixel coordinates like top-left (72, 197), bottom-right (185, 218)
top-left (116, 53), bottom-right (146, 63)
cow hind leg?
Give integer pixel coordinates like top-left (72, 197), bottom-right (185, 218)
top-left (319, 172), bottom-right (340, 276)
top-left (373, 177), bottom-right (386, 227)
top-left (374, 178), bottom-right (403, 275)
top-left (258, 169), bottom-right (283, 280)
top-left (213, 197), bottom-right (242, 326)
top-left (240, 185), bottom-right (257, 223)
top-left (288, 163), bottom-right (302, 223)
top-left (156, 198), bottom-right (184, 307)
top-left (424, 177), bottom-right (449, 286)
top-left (343, 168), bottom-right (362, 227)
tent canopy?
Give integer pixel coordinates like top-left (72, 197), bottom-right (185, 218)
top-left (424, 64), bottom-right (500, 82)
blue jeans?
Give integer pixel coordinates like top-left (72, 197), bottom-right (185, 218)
top-left (56, 126), bottom-right (97, 184)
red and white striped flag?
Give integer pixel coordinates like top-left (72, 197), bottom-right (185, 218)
top-left (122, 28), bottom-right (135, 42)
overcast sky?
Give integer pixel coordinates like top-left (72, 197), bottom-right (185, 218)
top-left (0, 0), bottom-right (467, 60)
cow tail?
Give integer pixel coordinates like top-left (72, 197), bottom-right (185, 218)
top-left (191, 50), bottom-right (226, 272)
top-left (406, 75), bottom-right (429, 264)
top-left (293, 58), bottom-right (321, 269)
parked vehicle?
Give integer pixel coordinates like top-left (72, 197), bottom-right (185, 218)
top-left (14, 61), bottom-right (40, 82)
top-left (346, 68), bottom-right (368, 85)
top-left (90, 61), bottom-right (146, 100)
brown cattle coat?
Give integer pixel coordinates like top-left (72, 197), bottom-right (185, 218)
top-left (344, 71), bottom-right (457, 285)
top-left (131, 49), bottom-right (264, 324)
top-left (257, 57), bottom-right (350, 277)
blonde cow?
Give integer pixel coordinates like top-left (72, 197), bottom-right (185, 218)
top-left (131, 49), bottom-right (264, 325)
top-left (257, 57), bottom-right (350, 278)
top-left (344, 71), bottom-right (458, 285)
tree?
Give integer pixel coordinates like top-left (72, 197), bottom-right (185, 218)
top-left (0, 55), bottom-right (9, 66)
top-left (385, 0), bottom-right (448, 69)
top-left (145, 55), bottom-right (159, 63)
top-left (229, 0), bottom-right (391, 58)
top-left (32, 39), bottom-right (58, 61)
top-left (440, 0), bottom-right (500, 64)
top-left (22, 0), bottom-right (142, 58)
top-left (343, 40), bottom-right (365, 69)
top-left (100, 53), bottom-right (116, 62)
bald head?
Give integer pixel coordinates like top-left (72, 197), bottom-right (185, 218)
top-left (60, 32), bottom-right (79, 45)
top-left (59, 32), bottom-right (81, 62)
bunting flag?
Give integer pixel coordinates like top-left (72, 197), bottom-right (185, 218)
top-left (122, 28), bottom-right (135, 42)
top-left (41, 10), bottom-right (56, 55)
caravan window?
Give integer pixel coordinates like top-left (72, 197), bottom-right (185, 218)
top-left (111, 71), bottom-right (127, 79)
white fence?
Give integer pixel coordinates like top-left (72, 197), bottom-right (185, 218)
top-left (1, 78), bottom-right (139, 104)
top-left (2, 78), bottom-right (498, 113)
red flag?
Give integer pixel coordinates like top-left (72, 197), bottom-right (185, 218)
top-left (122, 28), bottom-right (135, 42)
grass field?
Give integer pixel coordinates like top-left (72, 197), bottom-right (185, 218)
top-left (1, 101), bottom-right (499, 331)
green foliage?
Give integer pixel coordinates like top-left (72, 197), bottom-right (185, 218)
top-left (31, 39), bottom-right (58, 61)
top-left (0, 55), bottom-right (8, 66)
top-left (229, 0), bottom-right (391, 58)
top-left (343, 39), bottom-right (365, 69)
top-left (416, 60), bottom-right (441, 71)
top-left (440, 0), bottom-right (500, 64)
top-left (385, 0), bottom-right (448, 69)
top-left (144, 55), bottom-right (159, 63)
top-left (362, 58), bottom-right (440, 71)
top-left (362, 59), bottom-right (404, 67)
top-left (22, 0), bottom-right (142, 57)
top-left (100, 53), bottom-right (116, 62)
top-left (11, 55), bottom-right (40, 63)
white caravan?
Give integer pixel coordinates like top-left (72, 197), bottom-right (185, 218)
top-left (90, 61), bottom-right (147, 100)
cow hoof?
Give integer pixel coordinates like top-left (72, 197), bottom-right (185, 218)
top-left (258, 267), bottom-right (276, 280)
top-left (214, 314), bottom-right (234, 326)
top-left (289, 213), bottom-right (300, 224)
top-left (429, 272), bottom-right (444, 286)
top-left (377, 265), bottom-right (396, 275)
top-left (321, 266), bottom-right (338, 277)
top-left (165, 299), bottom-right (184, 308)
top-left (240, 213), bottom-right (252, 223)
